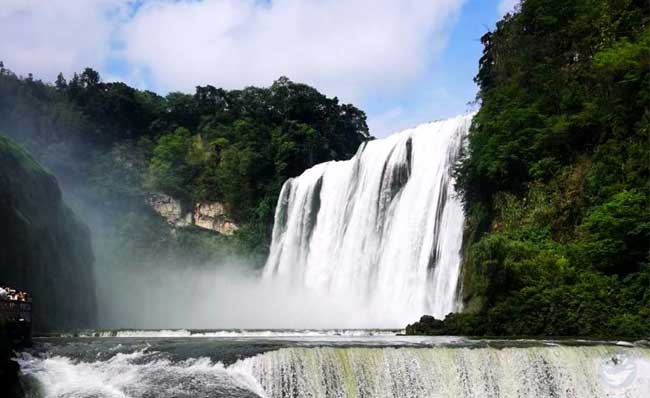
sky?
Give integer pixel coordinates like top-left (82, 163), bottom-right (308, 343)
top-left (1, 0), bottom-right (517, 137)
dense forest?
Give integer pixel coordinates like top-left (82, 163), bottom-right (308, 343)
top-left (408, 0), bottom-right (649, 337)
top-left (0, 64), bottom-right (369, 269)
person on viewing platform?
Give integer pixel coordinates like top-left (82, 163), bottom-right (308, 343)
top-left (0, 287), bottom-right (30, 302)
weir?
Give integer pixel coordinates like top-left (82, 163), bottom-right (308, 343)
top-left (263, 114), bottom-right (473, 325)
top-left (18, 338), bottom-right (650, 398)
top-left (234, 345), bottom-right (650, 398)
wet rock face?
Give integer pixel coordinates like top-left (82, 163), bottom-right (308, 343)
top-left (0, 354), bottom-right (24, 398)
top-left (146, 193), bottom-right (238, 235)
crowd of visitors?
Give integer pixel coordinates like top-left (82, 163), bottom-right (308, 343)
top-left (0, 287), bottom-right (30, 302)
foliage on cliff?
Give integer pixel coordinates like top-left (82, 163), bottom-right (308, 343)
top-left (0, 135), bottom-right (96, 331)
top-left (409, 0), bottom-right (650, 337)
top-left (0, 64), bottom-right (369, 263)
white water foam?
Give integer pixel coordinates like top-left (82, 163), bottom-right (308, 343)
top-left (18, 350), bottom-right (265, 398)
top-left (234, 345), bottom-right (650, 398)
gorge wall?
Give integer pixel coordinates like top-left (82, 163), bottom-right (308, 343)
top-left (0, 135), bottom-right (96, 331)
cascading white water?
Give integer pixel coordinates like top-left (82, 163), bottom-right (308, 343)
top-left (263, 114), bottom-right (473, 326)
top-left (19, 343), bottom-right (650, 398)
top-left (234, 345), bottom-right (650, 398)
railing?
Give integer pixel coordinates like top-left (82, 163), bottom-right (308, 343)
top-left (0, 298), bottom-right (32, 323)
top-left (0, 297), bottom-right (32, 345)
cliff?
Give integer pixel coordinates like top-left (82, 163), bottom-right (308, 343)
top-left (0, 135), bottom-right (96, 332)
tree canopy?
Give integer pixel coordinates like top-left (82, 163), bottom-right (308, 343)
top-left (409, 0), bottom-right (650, 337)
top-left (0, 65), bottom-right (370, 263)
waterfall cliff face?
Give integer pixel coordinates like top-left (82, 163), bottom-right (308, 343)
top-left (234, 345), bottom-right (650, 398)
top-left (263, 114), bottom-right (472, 326)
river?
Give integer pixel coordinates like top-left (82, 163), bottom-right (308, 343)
top-left (17, 330), bottom-right (650, 397)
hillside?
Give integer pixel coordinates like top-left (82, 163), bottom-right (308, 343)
top-left (0, 65), bottom-right (370, 326)
top-left (0, 66), bottom-right (369, 264)
top-left (408, 0), bottom-right (649, 337)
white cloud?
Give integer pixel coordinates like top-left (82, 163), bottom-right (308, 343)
top-left (1, 0), bottom-right (467, 131)
top-left (498, 0), bottom-right (519, 16)
top-left (0, 0), bottom-right (128, 81)
top-left (119, 0), bottom-right (464, 101)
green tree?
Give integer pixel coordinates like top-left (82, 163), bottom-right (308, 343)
top-left (146, 127), bottom-right (194, 200)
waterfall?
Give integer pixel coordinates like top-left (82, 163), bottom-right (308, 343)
top-left (234, 345), bottom-right (650, 398)
top-left (263, 114), bottom-right (473, 326)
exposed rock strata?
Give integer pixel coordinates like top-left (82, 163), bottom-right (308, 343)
top-left (146, 193), bottom-right (238, 235)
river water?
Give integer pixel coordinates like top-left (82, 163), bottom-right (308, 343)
top-left (17, 330), bottom-right (650, 397)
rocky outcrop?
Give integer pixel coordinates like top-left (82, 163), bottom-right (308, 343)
top-left (0, 135), bottom-right (96, 332)
top-left (146, 193), bottom-right (238, 235)
top-left (145, 193), bottom-right (191, 227)
top-left (1, 325), bottom-right (26, 398)
top-left (0, 355), bottom-right (23, 398)
top-left (194, 202), bottom-right (239, 235)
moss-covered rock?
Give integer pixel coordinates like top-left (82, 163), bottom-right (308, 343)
top-left (0, 134), bottom-right (96, 332)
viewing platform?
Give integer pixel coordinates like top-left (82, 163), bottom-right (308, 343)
top-left (0, 287), bottom-right (32, 345)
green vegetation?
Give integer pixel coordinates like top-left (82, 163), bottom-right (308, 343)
top-left (408, 0), bottom-right (649, 337)
top-left (0, 65), bottom-right (369, 266)
top-left (0, 135), bottom-right (96, 331)
top-left (3, 1), bottom-right (646, 338)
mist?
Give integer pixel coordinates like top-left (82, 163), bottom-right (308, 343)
top-left (93, 258), bottom-right (381, 330)
top-left (31, 135), bottom-right (371, 331)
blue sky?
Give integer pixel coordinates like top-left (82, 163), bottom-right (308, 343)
top-left (1, 0), bottom-right (514, 137)
top-left (363, 0), bottom-right (505, 135)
